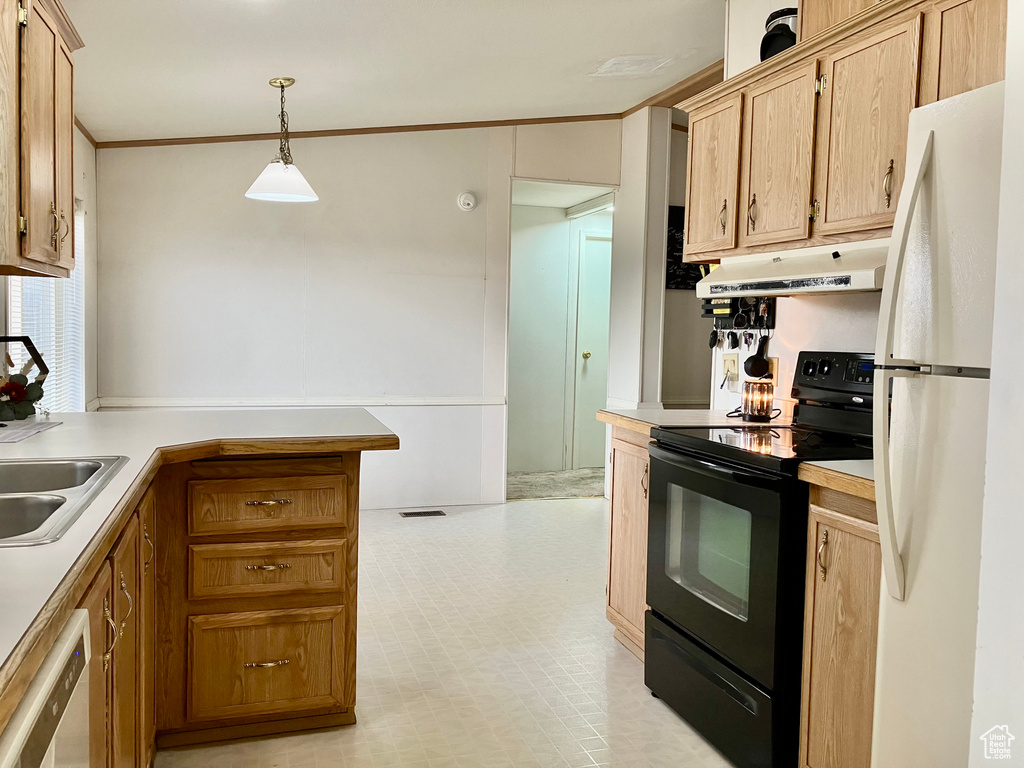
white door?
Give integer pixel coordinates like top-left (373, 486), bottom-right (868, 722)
top-left (571, 235), bottom-right (611, 468)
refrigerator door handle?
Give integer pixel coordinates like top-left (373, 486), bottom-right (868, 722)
top-left (873, 130), bottom-right (934, 602)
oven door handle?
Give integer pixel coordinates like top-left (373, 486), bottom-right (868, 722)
top-left (648, 445), bottom-right (782, 489)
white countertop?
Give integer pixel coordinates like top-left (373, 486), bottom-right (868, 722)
top-left (0, 408), bottom-right (395, 680)
top-left (803, 459), bottom-right (875, 482)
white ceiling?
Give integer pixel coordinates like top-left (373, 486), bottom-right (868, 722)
top-left (512, 180), bottom-right (615, 209)
top-left (61, 0), bottom-right (725, 142)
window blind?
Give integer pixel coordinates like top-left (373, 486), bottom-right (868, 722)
top-left (5, 200), bottom-right (86, 413)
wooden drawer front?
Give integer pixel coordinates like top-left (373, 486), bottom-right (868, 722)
top-left (189, 607), bottom-right (345, 721)
top-left (189, 540), bottom-right (347, 600)
top-left (188, 476), bottom-right (347, 536)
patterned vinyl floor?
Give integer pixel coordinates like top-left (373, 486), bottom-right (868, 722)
top-left (155, 498), bottom-right (731, 768)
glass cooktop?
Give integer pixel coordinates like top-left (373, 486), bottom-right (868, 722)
top-left (652, 424), bottom-right (873, 473)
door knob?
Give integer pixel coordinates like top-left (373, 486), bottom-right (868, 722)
top-left (582, 351), bottom-right (591, 360)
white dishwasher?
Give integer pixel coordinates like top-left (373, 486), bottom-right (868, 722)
top-left (0, 610), bottom-right (90, 768)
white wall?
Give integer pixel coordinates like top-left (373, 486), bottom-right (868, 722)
top-left (507, 206), bottom-right (614, 471)
top-left (608, 106), bottom-right (672, 409)
top-left (95, 121), bottom-right (622, 509)
top-left (508, 206), bottom-right (571, 472)
top-left (709, 293), bottom-right (881, 413)
top-left (663, 125), bottom-right (713, 408)
top-left (513, 121), bottom-right (622, 186)
top-left (724, 0), bottom-right (793, 78)
top-left (73, 128), bottom-right (99, 407)
top-left (969, 1), bottom-right (1024, 759)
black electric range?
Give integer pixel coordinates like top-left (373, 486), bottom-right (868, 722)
top-left (644, 351), bottom-right (875, 768)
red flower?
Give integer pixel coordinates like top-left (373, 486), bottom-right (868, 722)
top-left (0, 382), bottom-right (27, 402)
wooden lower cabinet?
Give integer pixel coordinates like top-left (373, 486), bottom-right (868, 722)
top-left (78, 562), bottom-right (112, 768)
top-left (110, 515), bottom-right (140, 768)
top-left (138, 490), bottom-right (157, 768)
top-left (799, 488), bottom-right (881, 768)
top-left (188, 607), bottom-right (346, 721)
top-left (606, 429), bottom-right (651, 658)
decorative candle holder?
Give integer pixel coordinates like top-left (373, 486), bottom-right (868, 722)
top-left (741, 379), bottom-right (775, 423)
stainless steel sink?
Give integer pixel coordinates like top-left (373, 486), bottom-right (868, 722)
top-left (0, 460), bottom-right (103, 493)
top-left (0, 457), bottom-right (128, 546)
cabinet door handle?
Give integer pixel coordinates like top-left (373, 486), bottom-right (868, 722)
top-left (719, 199), bottom-right (728, 235)
top-left (243, 659), bottom-right (291, 669)
top-left (245, 563), bottom-right (292, 572)
top-left (59, 212), bottom-right (70, 252)
top-left (817, 529), bottom-right (829, 581)
top-left (118, 570), bottom-right (133, 636)
top-left (102, 596), bottom-right (118, 672)
top-left (143, 525), bottom-right (154, 572)
top-left (747, 194), bottom-right (757, 232)
top-left (883, 159), bottom-right (895, 209)
top-left (641, 463), bottom-right (649, 500)
top-left (245, 498), bottom-right (293, 507)
top-left (49, 203), bottom-right (59, 250)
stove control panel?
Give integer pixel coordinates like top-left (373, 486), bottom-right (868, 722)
top-left (792, 351), bottom-right (875, 398)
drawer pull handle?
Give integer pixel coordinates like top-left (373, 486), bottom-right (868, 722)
top-left (245, 498), bottom-right (293, 507)
top-left (817, 530), bottom-right (829, 582)
top-left (883, 158), bottom-right (895, 209)
top-left (243, 659), bottom-right (291, 669)
top-left (245, 563), bottom-right (292, 571)
top-left (143, 524), bottom-right (154, 572)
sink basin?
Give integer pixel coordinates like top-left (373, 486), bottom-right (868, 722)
top-left (0, 495), bottom-right (66, 539)
top-left (0, 460), bottom-right (102, 493)
top-left (0, 457), bottom-right (127, 546)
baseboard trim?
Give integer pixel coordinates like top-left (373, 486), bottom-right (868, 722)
top-left (156, 711), bottom-right (356, 748)
top-left (96, 396), bottom-right (506, 410)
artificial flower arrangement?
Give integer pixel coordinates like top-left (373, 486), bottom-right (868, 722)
top-left (0, 345), bottom-right (46, 421)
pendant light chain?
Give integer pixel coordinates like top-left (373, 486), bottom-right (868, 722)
top-left (278, 84), bottom-right (293, 165)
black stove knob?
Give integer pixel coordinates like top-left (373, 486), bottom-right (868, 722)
top-left (802, 360), bottom-right (817, 377)
top-left (818, 359), bottom-right (832, 376)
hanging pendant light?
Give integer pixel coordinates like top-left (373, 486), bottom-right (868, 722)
top-left (245, 77), bottom-right (319, 202)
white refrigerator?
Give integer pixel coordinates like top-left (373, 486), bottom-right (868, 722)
top-left (871, 81), bottom-right (1005, 767)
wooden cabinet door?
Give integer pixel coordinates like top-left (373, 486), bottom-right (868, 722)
top-left (79, 561), bottom-right (112, 768)
top-left (20, 0), bottom-right (61, 265)
top-left (799, 505), bottom-right (881, 768)
top-left (110, 515), bottom-right (140, 768)
top-left (138, 492), bottom-right (156, 768)
top-left (683, 94), bottom-right (743, 258)
top-left (607, 438), bottom-right (649, 648)
top-left (54, 38), bottom-right (73, 271)
top-left (922, 0), bottom-right (1006, 103)
top-left (739, 61), bottom-right (819, 248)
top-left (799, 0), bottom-right (876, 41)
top-left (814, 16), bottom-right (922, 237)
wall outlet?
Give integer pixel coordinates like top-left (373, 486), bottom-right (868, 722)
top-left (768, 357), bottom-right (779, 383)
top-left (722, 353), bottom-right (739, 382)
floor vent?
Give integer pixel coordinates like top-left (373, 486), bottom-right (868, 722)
top-left (399, 510), bottom-right (447, 518)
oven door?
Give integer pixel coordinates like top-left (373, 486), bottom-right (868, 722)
top-left (647, 443), bottom-right (785, 689)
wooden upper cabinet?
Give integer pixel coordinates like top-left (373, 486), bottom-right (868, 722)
top-left (922, 0), bottom-right (1007, 103)
top-left (0, 0), bottom-right (79, 277)
top-left (20, 0), bottom-right (60, 266)
top-left (799, 502), bottom-right (881, 768)
top-left (739, 61), bottom-right (819, 248)
top-left (813, 16), bottom-right (922, 237)
top-left (799, 0), bottom-right (876, 41)
top-left (683, 94), bottom-right (743, 258)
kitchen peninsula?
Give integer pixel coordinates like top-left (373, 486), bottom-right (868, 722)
top-left (0, 408), bottom-right (398, 761)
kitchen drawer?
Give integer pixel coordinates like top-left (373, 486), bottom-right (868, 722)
top-left (188, 476), bottom-right (347, 536)
top-left (189, 540), bottom-right (347, 600)
top-left (188, 607), bottom-right (346, 721)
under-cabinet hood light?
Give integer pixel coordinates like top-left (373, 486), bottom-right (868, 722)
top-left (245, 77), bottom-right (318, 203)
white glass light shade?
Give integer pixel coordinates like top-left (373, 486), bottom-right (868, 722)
top-left (245, 160), bottom-right (318, 202)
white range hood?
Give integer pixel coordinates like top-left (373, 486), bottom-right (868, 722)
top-left (695, 239), bottom-right (889, 298)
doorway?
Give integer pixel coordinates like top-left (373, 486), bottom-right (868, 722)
top-left (506, 180), bottom-right (615, 500)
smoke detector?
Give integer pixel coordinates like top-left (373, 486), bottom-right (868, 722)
top-left (590, 55), bottom-right (673, 78)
